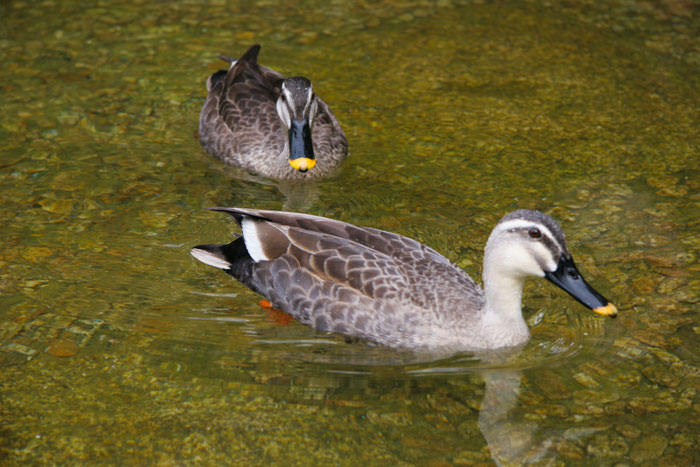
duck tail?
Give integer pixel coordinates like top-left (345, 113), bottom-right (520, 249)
top-left (191, 237), bottom-right (248, 271)
top-left (237, 44), bottom-right (261, 64)
top-left (224, 44), bottom-right (262, 89)
top-left (191, 237), bottom-right (262, 293)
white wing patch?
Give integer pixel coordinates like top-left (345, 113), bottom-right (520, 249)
top-left (241, 217), bottom-right (272, 262)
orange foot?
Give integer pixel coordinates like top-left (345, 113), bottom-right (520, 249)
top-left (258, 300), bottom-right (294, 325)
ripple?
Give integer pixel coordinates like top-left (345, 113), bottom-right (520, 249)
top-left (235, 305), bottom-right (622, 378)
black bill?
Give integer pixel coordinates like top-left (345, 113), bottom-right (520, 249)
top-left (544, 255), bottom-right (617, 317)
top-left (288, 118), bottom-right (315, 172)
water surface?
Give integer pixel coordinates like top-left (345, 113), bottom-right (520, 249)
top-left (1, 0), bottom-right (699, 464)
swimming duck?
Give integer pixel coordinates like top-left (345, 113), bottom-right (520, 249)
top-left (198, 45), bottom-right (348, 179)
top-left (191, 208), bottom-right (617, 350)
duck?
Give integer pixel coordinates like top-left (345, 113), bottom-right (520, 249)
top-left (198, 45), bottom-right (348, 180)
top-left (190, 208), bottom-right (617, 350)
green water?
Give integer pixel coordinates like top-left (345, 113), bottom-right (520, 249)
top-left (1, 0), bottom-right (699, 464)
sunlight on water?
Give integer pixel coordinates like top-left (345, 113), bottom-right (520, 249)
top-left (1, 0), bottom-right (699, 464)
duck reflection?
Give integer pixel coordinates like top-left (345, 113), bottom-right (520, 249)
top-left (404, 347), bottom-right (545, 465)
top-left (209, 163), bottom-right (323, 211)
top-left (478, 369), bottom-right (535, 465)
top-left (473, 344), bottom-right (575, 466)
top-left (216, 329), bottom-right (571, 465)
top-left (272, 343), bottom-right (545, 464)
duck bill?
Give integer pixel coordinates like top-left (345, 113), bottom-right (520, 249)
top-left (288, 118), bottom-right (316, 173)
top-left (544, 256), bottom-right (617, 318)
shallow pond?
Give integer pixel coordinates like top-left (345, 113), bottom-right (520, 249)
top-left (1, 0), bottom-right (699, 464)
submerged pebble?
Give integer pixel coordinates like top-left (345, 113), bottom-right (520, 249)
top-left (629, 434), bottom-right (668, 462)
top-left (615, 424), bottom-right (641, 438)
top-left (642, 364), bottom-right (681, 388)
top-left (586, 432), bottom-right (629, 458)
top-left (46, 338), bottom-right (80, 357)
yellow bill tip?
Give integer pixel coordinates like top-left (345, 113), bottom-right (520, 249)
top-left (289, 158), bottom-right (316, 172)
top-left (593, 302), bottom-right (618, 318)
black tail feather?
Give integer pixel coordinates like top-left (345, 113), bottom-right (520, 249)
top-left (192, 237), bottom-right (264, 293)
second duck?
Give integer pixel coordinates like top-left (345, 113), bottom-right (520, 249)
top-left (199, 45), bottom-right (348, 179)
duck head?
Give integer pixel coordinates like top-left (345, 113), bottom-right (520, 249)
top-left (483, 209), bottom-right (617, 318)
top-left (276, 77), bottom-right (318, 173)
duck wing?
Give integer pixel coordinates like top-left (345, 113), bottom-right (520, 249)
top-left (218, 45), bottom-right (284, 135)
top-left (199, 46), bottom-right (286, 165)
top-left (193, 208), bottom-right (484, 344)
top-left (310, 98), bottom-right (348, 160)
top-left (222, 45), bottom-right (285, 94)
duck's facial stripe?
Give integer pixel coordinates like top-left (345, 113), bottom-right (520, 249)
top-left (276, 96), bottom-right (292, 129)
top-left (494, 219), bottom-right (557, 243)
top-left (303, 85), bottom-right (314, 114)
top-left (280, 82), bottom-right (315, 122)
top-left (307, 92), bottom-right (318, 124)
top-left (281, 84), bottom-right (294, 105)
top-left (494, 219), bottom-right (563, 267)
top-left (530, 240), bottom-right (559, 274)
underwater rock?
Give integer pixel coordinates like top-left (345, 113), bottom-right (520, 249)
top-left (573, 389), bottom-right (620, 405)
top-left (633, 330), bottom-right (680, 350)
top-left (533, 403), bottom-right (568, 418)
top-left (603, 400), bottom-right (627, 415)
top-left (629, 434), bottom-right (668, 463)
top-left (627, 391), bottom-right (690, 415)
top-left (453, 450), bottom-right (486, 466)
top-left (572, 372), bottom-right (600, 389)
top-left (550, 437), bottom-right (584, 460)
top-left (658, 455), bottom-right (693, 467)
top-left (529, 369), bottom-right (570, 400)
top-left (615, 424), bottom-right (641, 438)
top-left (642, 364), bottom-right (681, 388)
top-left (46, 338), bottom-right (80, 357)
top-left (586, 432), bottom-right (629, 458)
top-left (657, 277), bottom-right (685, 294)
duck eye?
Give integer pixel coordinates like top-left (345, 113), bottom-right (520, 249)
top-left (528, 228), bottom-right (541, 239)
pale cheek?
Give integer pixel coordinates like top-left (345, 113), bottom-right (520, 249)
top-left (542, 257), bottom-right (558, 274)
top-left (309, 100), bottom-right (318, 123)
top-left (533, 243), bottom-right (558, 273)
top-left (502, 245), bottom-right (545, 278)
top-left (276, 99), bottom-right (291, 128)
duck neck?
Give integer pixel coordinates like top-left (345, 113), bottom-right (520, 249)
top-left (479, 254), bottom-right (530, 347)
